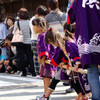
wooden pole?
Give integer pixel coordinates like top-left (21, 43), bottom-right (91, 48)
top-left (22, 0), bottom-right (25, 7)
top-left (0, 3), bottom-right (1, 14)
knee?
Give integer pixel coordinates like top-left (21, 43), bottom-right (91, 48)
top-left (49, 78), bottom-right (60, 90)
top-left (12, 60), bottom-right (16, 65)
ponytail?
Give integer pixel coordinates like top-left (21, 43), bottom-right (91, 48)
top-left (64, 22), bottom-right (75, 39)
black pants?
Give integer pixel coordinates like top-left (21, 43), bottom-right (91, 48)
top-left (49, 78), bottom-right (81, 95)
top-left (71, 80), bottom-right (82, 94)
top-left (49, 78), bottom-right (60, 90)
top-left (0, 65), bottom-right (5, 73)
top-left (17, 44), bottom-right (36, 75)
top-left (9, 60), bottom-right (19, 72)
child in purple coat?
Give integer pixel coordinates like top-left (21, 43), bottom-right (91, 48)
top-left (45, 26), bottom-right (91, 100)
top-left (32, 18), bottom-right (57, 95)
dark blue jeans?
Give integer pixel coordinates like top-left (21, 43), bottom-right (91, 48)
top-left (87, 64), bottom-right (100, 100)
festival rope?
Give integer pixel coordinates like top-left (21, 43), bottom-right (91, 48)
top-left (45, 49), bottom-right (87, 75)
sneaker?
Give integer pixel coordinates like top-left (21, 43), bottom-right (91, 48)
top-left (19, 71), bottom-right (23, 76)
top-left (36, 75), bottom-right (42, 79)
top-left (36, 94), bottom-right (47, 100)
top-left (79, 97), bottom-right (88, 100)
top-left (65, 88), bottom-right (75, 93)
top-left (15, 71), bottom-right (21, 75)
top-left (83, 97), bottom-right (88, 100)
top-left (63, 82), bottom-right (70, 86)
top-left (85, 92), bottom-right (92, 99)
top-left (75, 96), bottom-right (80, 100)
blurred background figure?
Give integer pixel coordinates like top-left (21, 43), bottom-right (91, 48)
top-left (0, 16), bottom-right (7, 60)
top-left (0, 48), bottom-right (5, 73)
top-left (7, 16), bottom-right (15, 35)
top-left (30, 5), bottom-right (48, 77)
top-left (13, 8), bottom-right (36, 77)
top-left (45, 0), bottom-right (66, 36)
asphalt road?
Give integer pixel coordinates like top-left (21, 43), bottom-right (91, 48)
top-left (0, 73), bottom-right (78, 100)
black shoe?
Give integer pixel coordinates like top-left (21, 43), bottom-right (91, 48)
top-left (63, 82), bottom-right (70, 86)
top-left (65, 88), bottom-right (75, 93)
top-left (32, 73), bottom-right (36, 76)
top-left (27, 72), bottom-right (31, 75)
top-left (21, 73), bottom-right (27, 77)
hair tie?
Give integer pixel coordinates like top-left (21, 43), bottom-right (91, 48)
top-left (48, 28), bottom-right (50, 31)
top-left (40, 20), bottom-right (42, 22)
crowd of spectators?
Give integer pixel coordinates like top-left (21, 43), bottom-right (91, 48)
top-left (0, 0), bottom-right (100, 99)
top-left (0, 0), bottom-right (67, 77)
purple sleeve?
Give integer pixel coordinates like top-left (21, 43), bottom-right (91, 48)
top-left (39, 35), bottom-right (49, 58)
top-left (51, 47), bottom-right (66, 67)
top-left (62, 55), bottom-right (69, 64)
top-left (68, 0), bottom-right (78, 23)
top-left (65, 41), bottom-right (81, 64)
top-left (51, 47), bottom-right (63, 67)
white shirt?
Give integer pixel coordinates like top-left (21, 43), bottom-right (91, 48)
top-left (29, 16), bottom-right (38, 40)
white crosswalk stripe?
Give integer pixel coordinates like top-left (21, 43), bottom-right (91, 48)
top-left (0, 73), bottom-right (92, 100)
top-left (0, 75), bottom-right (43, 82)
top-left (0, 73), bottom-right (43, 88)
top-left (0, 81), bottom-right (18, 87)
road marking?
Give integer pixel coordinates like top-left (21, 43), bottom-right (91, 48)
top-left (0, 75), bottom-right (43, 82)
top-left (0, 81), bottom-right (18, 86)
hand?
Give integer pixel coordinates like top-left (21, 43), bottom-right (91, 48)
top-left (6, 66), bottom-right (11, 70)
top-left (58, 62), bottom-right (65, 68)
top-left (71, 0), bottom-right (75, 4)
top-left (4, 60), bottom-right (9, 66)
top-left (41, 56), bottom-right (46, 66)
top-left (2, 43), bottom-right (6, 47)
top-left (0, 65), bottom-right (3, 70)
top-left (38, 56), bottom-right (41, 63)
top-left (4, 60), bottom-right (7, 65)
top-left (72, 64), bottom-right (79, 72)
top-left (98, 65), bottom-right (100, 69)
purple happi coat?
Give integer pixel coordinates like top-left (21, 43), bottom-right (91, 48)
top-left (65, 40), bottom-right (90, 95)
top-left (51, 47), bottom-right (69, 80)
top-left (37, 32), bottom-right (57, 70)
top-left (69, 0), bottom-right (100, 68)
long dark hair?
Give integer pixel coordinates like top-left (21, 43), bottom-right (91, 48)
top-left (45, 28), bottom-right (65, 50)
top-left (64, 22), bottom-right (75, 39)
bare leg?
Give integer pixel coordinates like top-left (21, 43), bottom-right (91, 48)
top-left (75, 92), bottom-right (83, 100)
top-left (43, 77), bottom-right (51, 93)
top-left (45, 88), bottom-right (53, 98)
top-left (0, 65), bottom-right (3, 70)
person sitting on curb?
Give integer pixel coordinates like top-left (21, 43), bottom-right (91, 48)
top-left (0, 48), bottom-right (5, 73)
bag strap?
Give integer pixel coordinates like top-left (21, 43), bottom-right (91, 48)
top-left (17, 20), bottom-right (21, 30)
top-left (52, 13), bottom-right (64, 27)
